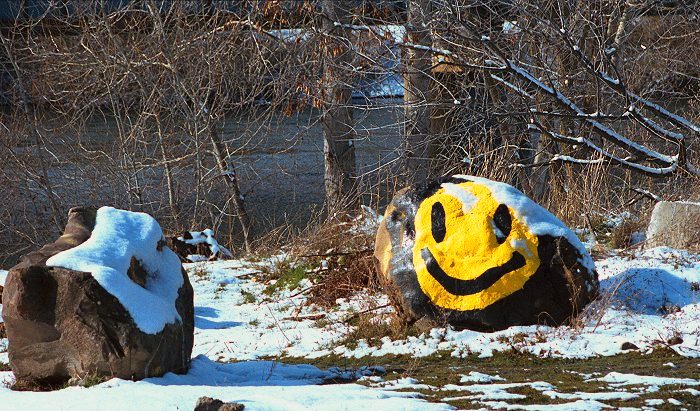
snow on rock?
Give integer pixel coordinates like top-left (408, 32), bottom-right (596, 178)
top-left (376, 175), bottom-right (598, 332)
top-left (46, 206), bottom-right (183, 334)
top-left (1, 226), bottom-right (699, 408)
top-left (456, 175), bottom-right (595, 273)
top-left (0, 356), bottom-right (448, 411)
top-left (178, 229), bottom-right (233, 259)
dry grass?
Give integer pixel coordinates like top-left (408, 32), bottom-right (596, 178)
top-left (340, 311), bottom-right (423, 350)
top-left (262, 213), bottom-right (381, 308)
top-left (609, 217), bottom-right (644, 250)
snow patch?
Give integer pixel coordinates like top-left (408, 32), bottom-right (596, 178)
top-left (0, 356), bottom-right (446, 410)
top-left (459, 371), bottom-right (506, 384)
top-left (589, 372), bottom-right (700, 387)
top-left (441, 182), bottom-right (477, 214)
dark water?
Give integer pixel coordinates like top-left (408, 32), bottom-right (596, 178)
top-left (27, 99), bottom-right (404, 241)
top-left (221, 100), bottom-right (404, 232)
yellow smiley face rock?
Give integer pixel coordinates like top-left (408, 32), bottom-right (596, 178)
top-left (374, 176), bottom-right (599, 331)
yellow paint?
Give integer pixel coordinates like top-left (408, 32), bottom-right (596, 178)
top-left (412, 181), bottom-right (540, 311)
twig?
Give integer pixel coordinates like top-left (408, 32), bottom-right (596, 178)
top-left (266, 304), bottom-right (291, 345)
top-left (283, 313), bottom-right (326, 322)
top-left (283, 284), bottom-right (321, 300)
top-left (343, 303), bottom-right (391, 323)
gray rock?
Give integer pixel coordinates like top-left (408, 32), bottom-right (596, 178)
top-left (646, 201), bottom-right (700, 250)
top-left (2, 207), bottom-right (194, 387)
top-left (194, 396), bottom-right (245, 411)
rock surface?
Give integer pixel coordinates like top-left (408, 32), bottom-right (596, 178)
top-left (2, 206), bottom-right (194, 387)
top-left (646, 201), bottom-right (700, 250)
top-left (194, 396), bottom-right (245, 411)
top-left (375, 176), bottom-right (599, 331)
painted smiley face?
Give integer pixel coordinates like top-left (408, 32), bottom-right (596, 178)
top-left (412, 180), bottom-right (541, 311)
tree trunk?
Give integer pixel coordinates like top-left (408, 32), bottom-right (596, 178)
top-left (403, 0), bottom-right (433, 184)
top-left (321, 0), bottom-right (357, 212)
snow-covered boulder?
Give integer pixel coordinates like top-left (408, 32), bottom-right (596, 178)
top-left (374, 176), bottom-right (599, 331)
top-left (646, 201), bottom-right (700, 251)
top-left (2, 206), bottom-right (194, 387)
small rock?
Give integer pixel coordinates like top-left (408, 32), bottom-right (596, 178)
top-left (646, 201), bottom-right (700, 250)
top-left (621, 342), bottom-right (639, 350)
top-left (194, 396), bottom-right (244, 411)
top-left (667, 335), bottom-right (683, 346)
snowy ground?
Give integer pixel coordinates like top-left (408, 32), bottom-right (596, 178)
top-left (187, 247), bottom-right (699, 362)
top-left (0, 246), bottom-right (698, 410)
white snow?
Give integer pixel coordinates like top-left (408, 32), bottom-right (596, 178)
top-left (491, 74), bottom-right (533, 99)
top-left (630, 92), bottom-right (700, 133)
top-left (479, 399), bottom-right (615, 410)
top-left (442, 381), bottom-right (555, 394)
top-left (46, 207), bottom-right (183, 334)
top-left (589, 372), bottom-right (700, 387)
top-left (441, 182), bottom-right (477, 214)
top-left (503, 21), bottom-right (520, 35)
top-left (0, 356), bottom-right (447, 411)
top-left (36, 241), bottom-right (699, 365)
top-left (1, 211), bottom-right (699, 409)
top-left (459, 371), bottom-right (506, 383)
top-left (543, 390), bottom-right (637, 401)
top-left (0, 270), bottom-right (7, 286)
top-left (378, 377), bottom-right (437, 391)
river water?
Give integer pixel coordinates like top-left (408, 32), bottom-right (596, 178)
top-left (226, 99), bottom-right (403, 231)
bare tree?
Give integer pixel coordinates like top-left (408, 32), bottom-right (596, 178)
top-left (320, 0), bottom-right (358, 212)
top-left (403, 0), bottom-right (434, 183)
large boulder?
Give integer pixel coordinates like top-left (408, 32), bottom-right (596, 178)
top-left (2, 206), bottom-right (194, 387)
top-left (374, 176), bottom-right (599, 331)
top-left (645, 201), bottom-right (700, 251)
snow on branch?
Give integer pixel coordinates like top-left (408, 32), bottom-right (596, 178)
top-left (492, 58), bottom-right (676, 165)
top-left (557, 29), bottom-right (699, 137)
top-left (550, 155), bottom-right (605, 165)
top-left (530, 121), bottom-right (680, 177)
top-left (490, 74), bottom-right (533, 99)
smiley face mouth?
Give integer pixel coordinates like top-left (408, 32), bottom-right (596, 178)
top-left (420, 248), bottom-right (527, 296)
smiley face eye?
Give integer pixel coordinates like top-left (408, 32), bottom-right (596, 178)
top-left (492, 204), bottom-right (512, 244)
top-left (431, 201), bottom-right (447, 243)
